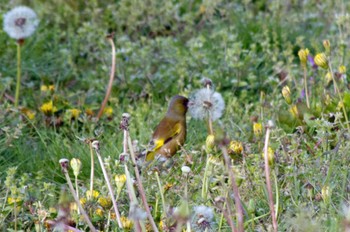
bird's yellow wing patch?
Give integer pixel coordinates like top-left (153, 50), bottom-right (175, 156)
top-left (145, 122), bottom-right (182, 161)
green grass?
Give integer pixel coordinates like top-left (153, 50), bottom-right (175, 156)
top-left (1, 0), bottom-right (350, 231)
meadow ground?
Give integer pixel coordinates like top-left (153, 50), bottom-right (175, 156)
top-left (1, 1), bottom-right (350, 231)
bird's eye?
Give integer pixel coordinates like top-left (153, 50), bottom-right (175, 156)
top-left (149, 140), bottom-right (154, 146)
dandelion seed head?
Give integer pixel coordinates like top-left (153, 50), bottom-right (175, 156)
top-left (191, 205), bottom-right (215, 232)
top-left (3, 6), bottom-right (39, 40)
top-left (189, 88), bottom-right (225, 121)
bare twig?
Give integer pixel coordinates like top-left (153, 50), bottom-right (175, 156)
top-left (91, 141), bottom-right (123, 228)
top-left (221, 145), bottom-right (244, 232)
top-left (59, 159), bottom-right (97, 232)
top-left (97, 33), bottom-right (116, 120)
top-left (263, 121), bottom-right (277, 232)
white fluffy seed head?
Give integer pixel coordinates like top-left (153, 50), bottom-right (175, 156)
top-left (3, 6), bottom-right (39, 40)
top-left (188, 88), bottom-right (225, 121)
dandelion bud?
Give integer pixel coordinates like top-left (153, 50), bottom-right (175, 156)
top-left (314, 53), bottom-right (329, 69)
top-left (337, 101), bottom-right (344, 111)
top-left (282, 86), bottom-right (292, 104)
top-left (115, 174), bottom-right (126, 196)
top-left (289, 105), bottom-right (299, 119)
top-left (321, 185), bottom-right (331, 203)
top-left (298, 49), bottom-right (309, 67)
top-left (262, 147), bottom-right (274, 165)
top-left (253, 122), bottom-right (263, 136)
top-left (247, 199), bottom-right (256, 214)
top-left (339, 65), bottom-right (346, 74)
top-left (325, 72), bottom-right (332, 84)
top-left (205, 134), bottom-right (215, 151)
top-left (323, 40), bottom-right (331, 54)
top-left (324, 94), bottom-right (331, 106)
top-left (70, 158), bottom-right (81, 177)
top-left (86, 190), bottom-right (100, 199)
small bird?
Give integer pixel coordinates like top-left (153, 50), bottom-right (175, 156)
top-left (145, 95), bottom-right (189, 162)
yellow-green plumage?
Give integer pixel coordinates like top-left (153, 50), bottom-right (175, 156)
top-left (145, 95), bottom-right (188, 161)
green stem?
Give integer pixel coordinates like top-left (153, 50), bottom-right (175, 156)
top-left (15, 42), bottom-right (21, 107)
top-left (155, 172), bottom-right (167, 218)
top-left (303, 66), bottom-right (310, 108)
top-left (88, 142), bottom-right (94, 200)
top-left (328, 63), bottom-right (350, 130)
top-left (75, 176), bottom-right (80, 215)
top-left (201, 156), bottom-right (210, 201)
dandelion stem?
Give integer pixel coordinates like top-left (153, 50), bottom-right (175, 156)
top-left (155, 171), bottom-right (167, 218)
top-left (88, 142), bottom-right (94, 200)
top-left (62, 169), bottom-right (96, 232)
top-left (303, 67), bottom-right (310, 108)
top-left (127, 134), bottom-right (159, 232)
top-left (201, 156), bottom-right (210, 201)
top-left (74, 175), bottom-right (80, 214)
top-left (124, 164), bottom-right (145, 232)
top-left (97, 34), bottom-right (116, 120)
top-left (221, 146), bottom-right (244, 232)
top-left (328, 63), bottom-right (350, 131)
top-left (15, 42), bottom-right (21, 107)
top-left (14, 200), bottom-right (17, 232)
top-left (92, 141), bottom-right (123, 228)
top-left (263, 125), bottom-right (277, 232)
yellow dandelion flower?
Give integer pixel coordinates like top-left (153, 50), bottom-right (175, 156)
top-left (121, 216), bottom-right (133, 229)
top-left (339, 65), bottom-right (346, 74)
top-left (94, 208), bottom-right (104, 217)
top-left (80, 197), bottom-right (87, 206)
top-left (48, 85), bottom-right (55, 91)
top-left (163, 182), bottom-right (174, 192)
top-left (314, 53), bottom-right (329, 69)
top-left (298, 48), bottom-right (309, 67)
top-left (86, 190), bottom-right (99, 199)
top-left (21, 108), bottom-right (36, 120)
top-left (98, 196), bottom-right (112, 209)
top-left (68, 109), bottom-right (81, 119)
top-left (281, 86), bottom-right (292, 105)
top-left (228, 140), bottom-right (243, 155)
top-left (7, 197), bottom-right (22, 204)
top-left (253, 122), bottom-right (263, 136)
top-left (85, 108), bottom-right (94, 117)
top-left (159, 220), bottom-right (165, 231)
top-left (103, 106), bottom-right (113, 117)
top-left (41, 85), bottom-right (48, 92)
top-left (40, 101), bottom-right (58, 116)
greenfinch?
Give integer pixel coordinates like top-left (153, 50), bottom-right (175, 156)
top-left (145, 95), bottom-right (188, 161)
